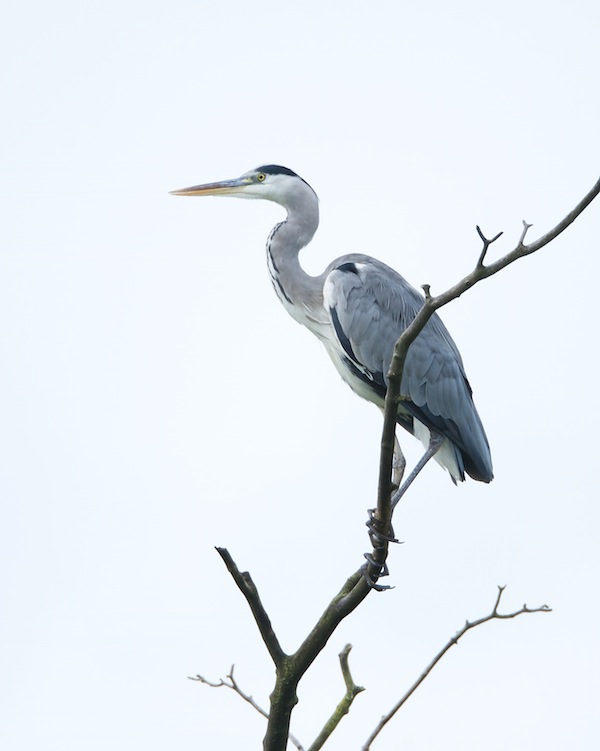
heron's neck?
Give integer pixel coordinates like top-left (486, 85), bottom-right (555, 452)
top-left (266, 200), bottom-right (327, 332)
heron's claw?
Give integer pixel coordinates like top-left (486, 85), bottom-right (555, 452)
top-left (366, 508), bottom-right (399, 545)
top-left (363, 552), bottom-right (390, 576)
top-left (361, 563), bottom-right (394, 591)
top-left (363, 508), bottom-right (401, 590)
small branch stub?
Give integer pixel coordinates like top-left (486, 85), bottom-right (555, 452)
top-left (476, 224), bottom-right (504, 267)
top-left (519, 220), bottom-right (533, 247)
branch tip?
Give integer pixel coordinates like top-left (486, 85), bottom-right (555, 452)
top-left (362, 585), bottom-right (551, 749)
top-left (476, 226), bottom-right (504, 266)
top-left (518, 220), bottom-right (533, 247)
top-left (215, 546), bottom-right (285, 666)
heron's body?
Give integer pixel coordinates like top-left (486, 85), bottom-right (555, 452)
top-left (171, 165), bottom-right (493, 485)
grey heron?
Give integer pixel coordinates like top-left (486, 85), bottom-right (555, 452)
top-left (171, 165), bottom-right (493, 488)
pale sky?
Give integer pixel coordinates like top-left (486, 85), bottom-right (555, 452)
top-left (2, 1), bottom-right (600, 749)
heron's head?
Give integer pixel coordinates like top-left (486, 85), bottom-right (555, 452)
top-left (170, 165), bottom-right (317, 211)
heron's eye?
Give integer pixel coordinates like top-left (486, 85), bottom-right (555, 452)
top-left (256, 173), bottom-right (266, 182)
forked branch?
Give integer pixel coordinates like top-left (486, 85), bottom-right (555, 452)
top-left (373, 175), bottom-right (600, 548)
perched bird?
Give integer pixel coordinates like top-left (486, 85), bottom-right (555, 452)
top-left (171, 165), bottom-right (493, 486)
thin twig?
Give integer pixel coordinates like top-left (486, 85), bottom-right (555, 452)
top-left (189, 665), bottom-right (269, 718)
top-left (361, 586), bottom-right (551, 750)
top-left (189, 666), bottom-right (305, 751)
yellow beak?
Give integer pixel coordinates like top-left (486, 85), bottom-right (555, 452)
top-left (169, 177), bottom-right (250, 197)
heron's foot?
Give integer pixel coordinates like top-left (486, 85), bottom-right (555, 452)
top-left (362, 508), bottom-right (401, 590)
top-left (361, 561), bottom-right (394, 591)
top-left (363, 552), bottom-right (390, 576)
top-left (366, 507), bottom-right (399, 546)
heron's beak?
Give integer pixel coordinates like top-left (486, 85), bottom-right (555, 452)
top-left (169, 177), bottom-right (251, 197)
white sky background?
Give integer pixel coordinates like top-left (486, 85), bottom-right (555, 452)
top-left (1, 1), bottom-right (599, 749)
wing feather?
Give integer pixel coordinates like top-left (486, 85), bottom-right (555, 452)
top-left (323, 256), bottom-right (493, 482)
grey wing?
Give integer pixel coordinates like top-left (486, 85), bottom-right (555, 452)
top-left (323, 257), bottom-right (493, 483)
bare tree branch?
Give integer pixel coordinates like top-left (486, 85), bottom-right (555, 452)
top-left (215, 547), bottom-right (285, 666)
top-left (215, 547), bottom-right (373, 749)
top-left (306, 644), bottom-right (365, 751)
top-left (361, 586), bottom-right (551, 750)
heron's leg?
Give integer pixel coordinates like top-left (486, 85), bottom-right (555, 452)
top-left (366, 427), bottom-right (404, 548)
top-left (365, 434), bottom-right (403, 577)
top-left (392, 433), bottom-right (406, 489)
top-left (363, 428), bottom-right (407, 588)
top-left (391, 431), bottom-right (444, 509)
